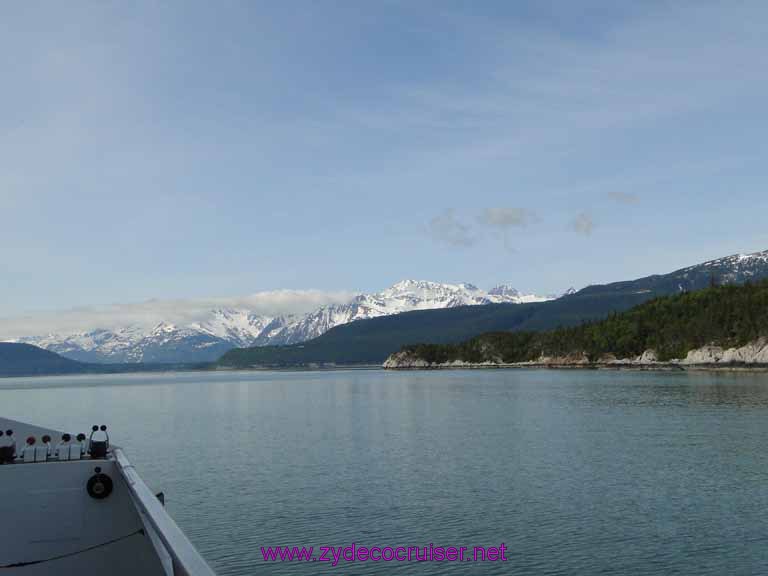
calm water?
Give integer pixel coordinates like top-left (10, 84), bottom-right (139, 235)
top-left (2, 369), bottom-right (768, 575)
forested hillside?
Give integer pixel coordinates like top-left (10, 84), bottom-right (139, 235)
top-left (0, 343), bottom-right (88, 376)
top-left (218, 250), bottom-right (768, 368)
top-left (394, 281), bottom-right (768, 365)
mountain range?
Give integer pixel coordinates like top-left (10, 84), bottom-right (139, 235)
top-left (3, 249), bottom-right (768, 376)
top-left (218, 249), bottom-right (768, 368)
top-left (10, 281), bottom-right (554, 364)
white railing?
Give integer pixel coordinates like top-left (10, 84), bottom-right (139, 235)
top-left (114, 448), bottom-right (217, 576)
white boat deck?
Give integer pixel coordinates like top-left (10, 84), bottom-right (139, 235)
top-left (0, 417), bottom-right (72, 449)
top-left (0, 417), bottom-right (216, 576)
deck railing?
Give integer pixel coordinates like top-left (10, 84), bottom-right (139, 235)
top-left (114, 448), bottom-right (217, 576)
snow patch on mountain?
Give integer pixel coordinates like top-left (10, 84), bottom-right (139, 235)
top-left (681, 249), bottom-right (768, 276)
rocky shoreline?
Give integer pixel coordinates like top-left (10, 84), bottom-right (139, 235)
top-left (383, 340), bottom-right (768, 372)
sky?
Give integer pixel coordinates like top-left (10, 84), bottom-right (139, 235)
top-left (2, 0), bottom-right (768, 337)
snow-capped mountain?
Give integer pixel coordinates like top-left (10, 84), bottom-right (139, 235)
top-left (14, 281), bottom-right (553, 364)
top-left (18, 322), bottom-right (238, 365)
top-left (190, 309), bottom-right (277, 347)
top-left (678, 250), bottom-right (768, 284)
top-left (579, 249), bottom-right (768, 297)
top-left (253, 281), bottom-right (551, 346)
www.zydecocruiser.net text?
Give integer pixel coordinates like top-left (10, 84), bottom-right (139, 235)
top-left (261, 543), bottom-right (509, 566)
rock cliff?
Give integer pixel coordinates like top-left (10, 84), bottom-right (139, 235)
top-left (383, 340), bottom-right (768, 369)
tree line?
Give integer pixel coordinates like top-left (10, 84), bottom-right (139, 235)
top-left (399, 280), bottom-right (768, 364)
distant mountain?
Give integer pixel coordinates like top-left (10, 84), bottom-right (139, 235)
top-left (218, 249), bottom-right (768, 368)
top-left (11, 281), bottom-right (552, 364)
top-left (578, 250), bottom-right (768, 297)
top-left (0, 343), bottom-right (87, 377)
top-left (253, 281), bottom-right (551, 346)
top-left (17, 323), bottom-right (236, 365)
top-left (0, 342), bottom-right (214, 378)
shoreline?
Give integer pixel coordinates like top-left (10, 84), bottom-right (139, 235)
top-left (383, 362), bottom-right (768, 372)
top-left (383, 341), bottom-right (768, 373)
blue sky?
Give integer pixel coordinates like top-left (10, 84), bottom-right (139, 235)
top-left (2, 1), bottom-right (768, 334)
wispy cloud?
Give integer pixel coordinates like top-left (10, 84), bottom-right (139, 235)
top-left (480, 207), bottom-right (537, 228)
top-left (3, 1), bottom-right (768, 316)
top-left (572, 212), bottom-right (594, 236)
top-left (478, 207), bottom-right (538, 252)
top-left (429, 209), bottom-right (476, 248)
top-left (429, 207), bottom-right (540, 252)
top-left (607, 192), bottom-right (639, 204)
top-left (317, 1), bottom-right (768, 195)
top-left (0, 290), bottom-right (355, 340)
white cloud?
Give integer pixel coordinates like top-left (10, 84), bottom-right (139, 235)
top-left (0, 290), bottom-right (355, 340)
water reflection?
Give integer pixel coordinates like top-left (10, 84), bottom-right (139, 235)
top-left (2, 369), bottom-right (768, 576)
top-left (574, 370), bottom-right (768, 408)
